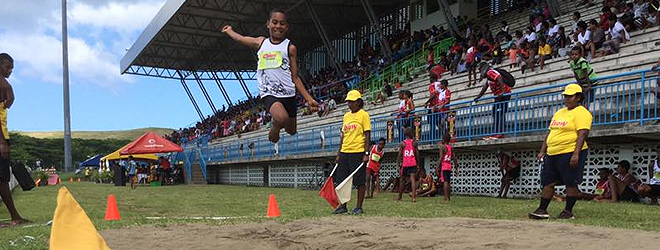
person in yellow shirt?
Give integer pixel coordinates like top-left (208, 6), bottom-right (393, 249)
top-left (0, 53), bottom-right (29, 227)
top-left (333, 90), bottom-right (371, 215)
top-left (537, 38), bottom-right (552, 70)
top-left (529, 84), bottom-right (592, 220)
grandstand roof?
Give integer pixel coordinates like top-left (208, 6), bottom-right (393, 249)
top-left (120, 0), bottom-right (407, 80)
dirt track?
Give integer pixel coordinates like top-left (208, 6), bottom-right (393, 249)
top-left (101, 217), bottom-right (660, 250)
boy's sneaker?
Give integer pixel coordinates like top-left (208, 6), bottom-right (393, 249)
top-left (528, 208), bottom-right (550, 219)
top-left (558, 210), bottom-right (575, 219)
top-left (351, 207), bottom-right (364, 215)
top-left (333, 206), bottom-right (348, 214)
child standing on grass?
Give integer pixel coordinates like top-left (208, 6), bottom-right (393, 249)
top-left (222, 9), bottom-right (318, 144)
top-left (436, 133), bottom-right (458, 202)
top-left (396, 128), bottom-right (420, 202)
top-left (366, 138), bottom-right (386, 198)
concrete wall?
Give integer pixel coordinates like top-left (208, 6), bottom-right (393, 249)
top-left (209, 143), bottom-right (657, 199)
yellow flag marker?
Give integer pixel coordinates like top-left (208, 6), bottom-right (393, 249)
top-left (49, 187), bottom-right (111, 250)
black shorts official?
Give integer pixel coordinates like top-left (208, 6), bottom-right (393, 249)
top-left (541, 150), bottom-right (588, 187)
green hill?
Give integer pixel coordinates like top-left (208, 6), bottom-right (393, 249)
top-left (13, 127), bottom-right (174, 141)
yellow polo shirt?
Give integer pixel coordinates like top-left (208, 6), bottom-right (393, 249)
top-left (340, 109), bottom-right (371, 153)
top-left (546, 106), bottom-right (592, 155)
top-left (1, 102), bottom-right (7, 139)
top-left (538, 44), bottom-right (552, 56)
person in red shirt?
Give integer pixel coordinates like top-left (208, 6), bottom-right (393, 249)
top-left (365, 138), bottom-right (386, 198)
top-left (425, 78), bottom-right (451, 140)
top-left (429, 64), bottom-right (446, 79)
top-left (496, 151), bottom-right (521, 198)
top-left (474, 62), bottom-right (512, 140)
top-left (159, 156), bottom-right (171, 184)
top-left (448, 42), bottom-right (462, 75)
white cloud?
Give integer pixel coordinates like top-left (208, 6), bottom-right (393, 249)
top-left (0, 0), bottom-right (165, 91)
top-left (69, 0), bottom-right (164, 33)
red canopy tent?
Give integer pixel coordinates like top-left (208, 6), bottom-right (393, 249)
top-left (120, 132), bottom-right (183, 155)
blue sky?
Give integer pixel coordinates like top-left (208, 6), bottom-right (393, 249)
top-left (0, 0), bottom-right (258, 132)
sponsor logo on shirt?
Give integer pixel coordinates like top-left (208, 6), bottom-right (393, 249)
top-left (550, 119), bottom-right (568, 127)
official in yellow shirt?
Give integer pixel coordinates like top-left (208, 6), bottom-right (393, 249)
top-left (529, 84), bottom-right (592, 220)
top-left (333, 90), bottom-right (371, 215)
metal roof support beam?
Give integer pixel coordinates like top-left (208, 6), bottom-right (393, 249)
top-left (211, 72), bottom-right (234, 107)
top-left (177, 70), bottom-right (205, 121)
top-left (225, 53), bottom-right (254, 100)
top-left (192, 71), bottom-right (219, 114)
top-left (304, 0), bottom-right (345, 76)
top-left (436, 0), bottom-right (460, 36)
top-left (359, 0), bottom-right (393, 58)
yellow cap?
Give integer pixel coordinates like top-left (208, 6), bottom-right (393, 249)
top-left (562, 84), bottom-right (582, 95)
top-left (345, 90), bottom-right (362, 101)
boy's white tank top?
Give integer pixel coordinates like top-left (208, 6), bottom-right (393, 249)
top-left (256, 38), bottom-right (295, 98)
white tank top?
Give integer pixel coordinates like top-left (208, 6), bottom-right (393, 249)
top-left (256, 38), bottom-right (295, 98)
top-left (651, 160), bottom-right (660, 185)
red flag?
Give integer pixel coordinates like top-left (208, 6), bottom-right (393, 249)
top-left (318, 176), bottom-right (339, 208)
top-left (318, 164), bottom-right (339, 208)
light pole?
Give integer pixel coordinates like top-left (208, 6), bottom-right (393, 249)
top-left (62, 0), bottom-right (72, 172)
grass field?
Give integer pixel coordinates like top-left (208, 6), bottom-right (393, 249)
top-left (1, 183), bottom-right (659, 249)
top-left (12, 127), bottom-right (174, 140)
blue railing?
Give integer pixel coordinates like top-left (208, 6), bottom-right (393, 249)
top-left (189, 69), bottom-right (660, 163)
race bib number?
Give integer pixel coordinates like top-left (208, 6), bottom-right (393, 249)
top-left (594, 188), bottom-right (605, 195)
top-left (371, 153), bottom-right (381, 162)
top-left (257, 51), bottom-right (283, 70)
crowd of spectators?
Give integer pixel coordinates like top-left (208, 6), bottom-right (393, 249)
top-left (168, 0), bottom-right (659, 146)
top-left (166, 97), bottom-right (270, 144)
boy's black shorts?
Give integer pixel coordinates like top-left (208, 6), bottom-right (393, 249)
top-left (541, 150), bottom-right (588, 187)
top-left (262, 95), bottom-right (297, 118)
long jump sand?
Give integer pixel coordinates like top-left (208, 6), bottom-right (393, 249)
top-left (101, 216), bottom-right (660, 250)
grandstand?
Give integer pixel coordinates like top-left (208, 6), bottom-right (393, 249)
top-left (123, 0), bottom-right (660, 198)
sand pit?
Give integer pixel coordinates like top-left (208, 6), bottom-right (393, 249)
top-left (101, 217), bottom-right (660, 250)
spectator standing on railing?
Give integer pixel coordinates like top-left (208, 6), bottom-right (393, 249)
top-left (474, 62), bottom-right (513, 140)
top-left (426, 78), bottom-right (451, 140)
top-left (333, 90), bottom-right (371, 215)
top-left (569, 46), bottom-right (598, 107)
top-left (529, 84), bottom-right (592, 220)
top-left (222, 9), bottom-right (318, 145)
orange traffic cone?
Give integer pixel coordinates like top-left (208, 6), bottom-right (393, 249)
top-left (69, 177), bottom-right (73, 183)
top-left (266, 194), bottom-right (280, 218)
top-left (77, 177), bottom-right (81, 182)
top-left (104, 194), bottom-right (121, 221)
top-left (35, 178), bottom-right (41, 186)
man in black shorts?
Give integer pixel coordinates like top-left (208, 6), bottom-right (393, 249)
top-left (0, 53), bottom-right (28, 227)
